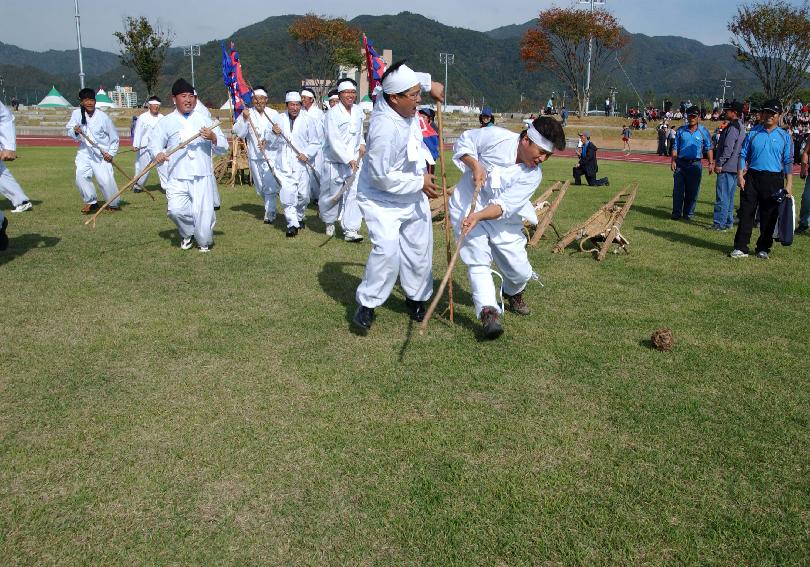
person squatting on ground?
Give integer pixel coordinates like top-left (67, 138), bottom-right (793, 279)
top-left (320, 78), bottom-right (366, 242)
top-left (266, 91), bottom-right (321, 237)
top-left (730, 99), bottom-right (793, 260)
top-left (0, 101), bottom-right (32, 214)
top-left (66, 88), bottom-right (120, 214)
top-left (232, 86), bottom-right (280, 224)
top-left (450, 116), bottom-right (566, 339)
top-left (300, 88), bottom-right (325, 203)
top-left (351, 61), bottom-right (444, 332)
top-left (796, 133), bottom-right (810, 234)
top-left (710, 101), bottom-right (745, 231)
top-left (131, 96), bottom-right (165, 192)
top-left (572, 131), bottom-right (609, 187)
top-left (150, 78), bottom-right (227, 253)
top-left (670, 106), bottom-right (714, 220)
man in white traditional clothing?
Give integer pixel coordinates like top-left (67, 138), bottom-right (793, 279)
top-left (351, 61), bottom-right (444, 332)
top-left (266, 90), bottom-right (322, 237)
top-left (131, 96), bottom-right (164, 192)
top-left (66, 88), bottom-right (120, 213)
top-left (320, 78), bottom-right (366, 241)
top-left (232, 85), bottom-right (280, 224)
top-left (449, 116), bottom-right (566, 339)
top-left (192, 92), bottom-right (222, 210)
top-left (0, 101), bottom-right (32, 214)
top-left (150, 78), bottom-right (227, 252)
top-left (300, 88), bottom-right (325, 203)
top-left (327, 89), bottom-right (339, 108)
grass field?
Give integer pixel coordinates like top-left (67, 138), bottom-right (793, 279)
top-left (1, 148), bottom-right (808, 565)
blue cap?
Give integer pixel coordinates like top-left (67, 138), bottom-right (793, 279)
top-left (481, 106), bottom-right (493, 117)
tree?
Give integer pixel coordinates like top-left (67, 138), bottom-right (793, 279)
top-left (113, 17), bottom-right (172, 96)
top-left (288, 14), bottom-right (363, 100)
top-left (520, 7), bottom-right (627, 116)
top-left (729, 0), bottom-right (810, 104)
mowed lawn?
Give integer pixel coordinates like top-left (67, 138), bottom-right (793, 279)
top-left (1, 147), bottom-right (808, 566)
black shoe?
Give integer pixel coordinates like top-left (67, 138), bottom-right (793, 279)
top-left (286, 226), bottom-right (298, 238)
top-left (133, 186), bottom-right (143, 193)
top-left (214, 206), bottom-right (220, 211)
top-left (480, 306), bottom-right (503, 339)
top-left (405, 298), bottom-right (426, 322)
top-left (796, 225), bottom-right (809, 234)
top-left (352, 305), bottom-right (375, 332)
top-left (0, 217), bottom-right (9, 251)
top-left (604, 178), bottom-right (610, 186)
top-left (299, 220), bottom-right (306, 230)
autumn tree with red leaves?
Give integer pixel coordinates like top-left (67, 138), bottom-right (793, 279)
top-left (520, 7), bottom-right (627, 116)
top-left (288, 14), bottom-right (363, 100)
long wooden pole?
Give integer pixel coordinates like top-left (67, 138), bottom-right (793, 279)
top-left (85, 120), bottom-right (222, 227)
top-left (261, 109), bottom-right (320, 183)
top-left (419, 180), bottom-right (484, 334)
top-left (435, 101), bottom-right (454, 322)
top-left (77, 128), bottom-right (155, 200)
top-left (244, 111), bottom-right (282, 187)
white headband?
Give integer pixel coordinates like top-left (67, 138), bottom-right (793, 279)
top-left (382, 64), bottom-right (419, 95)
top-left (147, 100), bottom-right (161, 106)
top-left (526, 124), bottom-right (555, 153)
top-left (285, 91), bottom-right (302, 103)
top-left (337, 80), bottom-right (356, 93)
top-left (253, 89), bottom-right (268, 98)
top-left (301, 89), bottom-right (315, 99)
top-left (329, 93), bottom-right (339, 100)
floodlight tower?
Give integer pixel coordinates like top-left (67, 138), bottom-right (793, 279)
top-left (74, 0), bottom-right (85, 89)
top-left (439, 53), bottom-right (454, 105)
top-left (184, 45), bottom-right (201, 87)
top-left (578, 0), bottom-right (606, 115)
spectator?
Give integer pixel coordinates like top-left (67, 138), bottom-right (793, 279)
top-left (796, 134), bottom-right (810, 234)
top-left (657, 123), bottom-right (668, 156)
top-left (572, 131), bottom-right (609, 187)
top-left (710, 102), bottom-right (745, 231)
top-left (621, 124), bottom-right (631, 154)
top-left (479, 107), bottom-right (495, 128)
top-left (561, 106), bottom-right (568, 126)
top-left (667, 124), bottom-right (677, 156)
top-left (670, 105), bottom-right (714, 220)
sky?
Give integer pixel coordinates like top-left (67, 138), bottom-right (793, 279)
top-left (1, 0), bottom-right (805, 53)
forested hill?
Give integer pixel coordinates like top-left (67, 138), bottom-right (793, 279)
top-left (5, 12), bottom-right (761, 110)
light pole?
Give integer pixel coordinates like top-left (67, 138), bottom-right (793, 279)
top-left (609, 86), bottom-right (618, 117)
top-left (184, 45), bottom-right (201, 87)
top-left (439, 52), bottom-right (454, 105)
top-left (578, 0), bottom-right (606, 116)
top-left (74, 0), bottom-right (85, 88)
top-left (720, 74), bottom-right (732, 105)
top-left (0, 75), bottom-right (4, 104)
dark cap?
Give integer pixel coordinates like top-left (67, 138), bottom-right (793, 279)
top-left (481, 106), bottom-right (493, 117)
top-left (171, 78), bottom-right (195, 96)
top-left (418, 107), bottom-right (435, 118)
top-left (724, 101), bottom-right (744, 115)
top-left (761, 99), bottom-right (783, 114)
top-left (578, 130), bottom-right (590, 138)
top-left (685, 105), bottom-right (700, 116)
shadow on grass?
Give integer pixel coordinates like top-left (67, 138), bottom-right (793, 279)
top-left (0, 233), bottom-right (60, 266)
top-left (230, 203), bottom-right (264, 221)
top-left (157, 229), bottom-right (225, 246)
top-left (636, 226), bottom-right (729, 253)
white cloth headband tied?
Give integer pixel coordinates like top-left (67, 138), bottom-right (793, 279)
top-left (253, 89), bottom-right (268, 98)
top-left (285, 92), bottom-right (302, 103)
top-left (382, 64), bottom-right (419, 95)
top-left (527, 124), bottom-right (555, 153)
top-left (147, 100), bottom-right (161, 106)
top-left (337, 80), bottom-right (356, 93)
top-left (329, 93), bottom-right (339, 100)
top-left (300, 89), bottom-right (315, 99)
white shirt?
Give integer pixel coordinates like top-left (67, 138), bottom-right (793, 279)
top-left (232, 107), bottom-right (279, 162)
top-left (132, 110), bottom-right (164, 151)
top-left (451, 126), bottom-right (542, 224)
top-left (0, 101), bottom-right (16, 152)
top-left (324, 103), bottom-right (365, 164)
top-left (66, 107), bottom-right (120, 156)
top-left (264, 111), bottom-right (321, 174)
top-left (148, 109), bottom-right (227, 180)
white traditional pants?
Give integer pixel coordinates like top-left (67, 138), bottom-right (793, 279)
top-left (356, 193), bottom-right (433, 308)
top-left (309, 152), bottom-right (323, 201)
top-left (0, 162), bottom-right (30, 206)
top-left (75, 150), bottom-right (119, 207)
top-left (278, 168), bottom-right (309, 228)
top-left (166, 175), bottom-right (216, 247)
top-left (320, 161), bottom-right (363, 232)
top-left (134, 149), bottom-right (166, 188)
top-left (450, 205), bottom-right (533, 317)
top-left (248, 158), bottom-right (279, 220)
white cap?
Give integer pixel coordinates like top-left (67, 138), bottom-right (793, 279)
top-left (382, 64), bottom-right (419, 95)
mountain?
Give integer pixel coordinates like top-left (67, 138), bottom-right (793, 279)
top-left (0, 13), bottom-right (766, 110)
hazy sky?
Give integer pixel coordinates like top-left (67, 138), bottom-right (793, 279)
top-left (2, 1), bottom-right (805, 52)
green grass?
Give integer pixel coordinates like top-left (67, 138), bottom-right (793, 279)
top-left (1, 148), bottom-right (808, 565)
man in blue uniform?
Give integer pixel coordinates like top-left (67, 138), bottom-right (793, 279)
top-left (670, 105), bottom-right (714, 220)
top-left (730, 99), bottom-right (793, 259)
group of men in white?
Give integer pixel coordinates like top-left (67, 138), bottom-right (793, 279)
top-left (0, 62), bottom-right (566, 339)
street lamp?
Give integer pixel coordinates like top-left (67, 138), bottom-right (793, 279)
top-left (74, 0), bottom-right (85, 89)
top-left (0, 75), bottom-right (4, 104)
top-left (184, 45), bottom-right (201, 87)
top-left (439, 52), bottom-right (454, 105)
top-left (578, 0), bottom-right (606, 115)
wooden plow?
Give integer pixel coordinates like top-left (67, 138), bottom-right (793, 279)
top-left (525, 180), bottom-right (570, 246)
top-left (552, 183), bottom-right (638, 261)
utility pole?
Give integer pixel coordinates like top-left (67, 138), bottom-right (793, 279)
top-left (0, 76), bottom-right (4, 104)
top-left (184, 45), bottom-right (201, 87)
top-left (74, 0), bottom-right (85, 89)
top-left (609, 86), bottom-right (618, 117)
top-left (578, 0), bottom-right (606, 116)
top-left (720, 74), bottom-right (732, 104)
top-left (439, 52), bottom-right (454, 105)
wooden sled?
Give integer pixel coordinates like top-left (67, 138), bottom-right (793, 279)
top-left (525, 180), bottom-right (569, 246)
top-left (552, 183), bottom-right (638, 261)
top-left (214, 137), bottom-right (250, 186)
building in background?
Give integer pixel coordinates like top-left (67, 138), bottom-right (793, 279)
top-left (109, 85), bottom-right (138, 108)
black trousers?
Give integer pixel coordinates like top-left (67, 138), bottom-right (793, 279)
top-left (733, 169), bottom-right (783, 254)
top-left (573, 166), bottom-right (609, 186)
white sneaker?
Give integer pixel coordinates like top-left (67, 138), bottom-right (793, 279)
top-left (198, 245), bottom-right (210, 253)
top-left (11, 201), bottom-right (32, 213)
top-left (344, 230), bottom-right (363, 242)
top-left (180, 237), bottom-right (193, 250)
top-left (325, 223), bottom-right (335, 237)
top-left (729, 249), bottom-right (748, 258)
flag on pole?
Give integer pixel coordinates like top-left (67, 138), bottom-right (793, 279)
top-left (221, 41), bottom-right (253, 119)
top-left (363, 34), bottom-right (386, 100)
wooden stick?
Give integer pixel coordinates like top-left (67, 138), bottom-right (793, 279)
top-left (77, 129), bottom-right (155, 201)
top-left (244, 111), bottom-right (282, 187)
top-left (419, 181), bottom-right (484, 334)
top-left (85, 120), bottom-right (222, 227)
top-left (436, 101), bottom-right (454, 322)
top-left (261, 109), bottom-right (321, 183)
top-left (328, 157), bottom-right (360, 205)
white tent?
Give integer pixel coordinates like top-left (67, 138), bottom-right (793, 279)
top-left (220, 99), bottom-right (233, 110)
top-left (95, 88), bottom-right (116, 108)
top-left (37, 86), bottom-right (72, 108)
